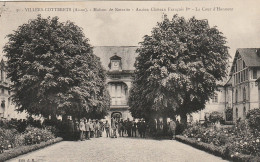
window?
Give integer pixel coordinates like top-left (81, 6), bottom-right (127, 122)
top-left (245, 70), bottom-right (248, 80)
top-left (235, 89), bottom-right (238, 103)
top-left (243, 107), bottom-right (246, 118)
top-left (0, 70), bottom-right (3, 81)
top-left (243, 61), bottom-right (246, 69)
top-left (236, 108), bottom-right (238, 119)
top-left (1, 89), bottom-right (4, 94)
top-left (243, 88), bottom-right (246, 101)
top-left (253, 68), bottom-right (257, 79)
top-left (109, 82), bottom-right (128, 105)
top-left (212, 94), bottom-right (218, 103)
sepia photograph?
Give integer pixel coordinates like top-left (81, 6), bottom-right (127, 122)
top-left (0, 0), bottom-right (260, 161)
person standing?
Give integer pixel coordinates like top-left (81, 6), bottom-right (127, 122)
top-left (121, 119), bottom-right (125, 137)
top-left (169, 119), bottom-right (176, 140)
top-left (118, 119), bottom-right (123, 137)
top-left (104, 120), bottom-right (110, 137)
top-left (124, 120), bottom-right (128, 135)
top-left (126, 118), bottom-right (132, 137)
top-left (140, 119), bottom-right (146, 138)
top-left (100, 120), bottom-right (104, 137)
top-left (95, 120), bottom-right (100, 138)
top-left (85, 119), bottom-right (90, 140)
top-left (74, 119), bottom-right (80, 141)
top-left (119, 119), bottom-right (125, 137)
top-left (111, 118), bottom-right (117, 138)
top-left (137, 119), bottom-right (142, 137)
top-left (89, 120), bottom-right (94, 138)
top-left (132, 119), bottom-right (137, 137)
top-left (93, 120), bottom-right (96, 137)
top-left (79, 119), bottom-right (86, 141)
top-left (68, 117), bottom-right (75, 141)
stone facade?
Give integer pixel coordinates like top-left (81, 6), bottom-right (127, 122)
top-left (229, 48), bottom-right (260, 121)
top-left (93, 46), bottom-right (138, 121)
top-left (191, 86), bottom-right (226, 122)
top-left (193, 48), bottom-right (260, 122)
top-left (0, 59), bottom-right (26, 120)
top-left (4, 47), bottom-right (260, 122)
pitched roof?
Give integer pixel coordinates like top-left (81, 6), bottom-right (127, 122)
top-left (110, 55), bottom-right (122, 60)
top-left (238, 48), bottom-right (260, 67)
top-left (230, 48), bottom-right (260, 76)
top-left (93, 46), bottom-right (138, 71)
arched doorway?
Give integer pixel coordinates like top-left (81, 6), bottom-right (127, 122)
top-left (111, 112), bottom-right (122, 122)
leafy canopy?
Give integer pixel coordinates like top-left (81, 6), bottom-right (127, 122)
top-left (4, 15), bottom-right (110, 119)
top-left (129, 14), bottom-right (230, 120)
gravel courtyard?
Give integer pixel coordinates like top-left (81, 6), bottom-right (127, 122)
top-left (8, 137), bottom-right (228, 162)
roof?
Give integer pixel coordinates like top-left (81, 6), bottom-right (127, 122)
top-left (230, 48), bottom-right (260, 76)
top-left (110, 55), bottom-right (122, 60)
top-left (93, 46), bottom-right (139, 71)
top-left (238, 48), bottom-right (260, 67)
top-left (0, 59), bottom-right (6, 70)
top-left (224, 76), bottom-right (232, 86)
top-left (255, 77), bottom-right (260, 82)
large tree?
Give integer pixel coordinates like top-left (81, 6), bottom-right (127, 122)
top-left (129, 14), bottom-right (230, 123)
top-left (3, 15), bottom-right (110, 119)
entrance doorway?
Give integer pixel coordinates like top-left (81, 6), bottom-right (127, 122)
top-left (111, 112), bottom-right (122, 122)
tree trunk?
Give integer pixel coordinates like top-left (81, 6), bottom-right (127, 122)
top-left (156, 118), bottom-right (160, 131)
top-left (163, 117), bottom-right (168, 135)
top-left (62, 114), bottom-right (67, 122)
top-left (180, 113), bottom-right (187, 125)
top-left (51, 113), bottom-right (57, 125)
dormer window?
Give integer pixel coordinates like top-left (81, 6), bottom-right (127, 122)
top-left (109, 54), bottom-right (122, 71)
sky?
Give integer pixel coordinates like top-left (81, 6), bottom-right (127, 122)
top-left (0, 0), bottom-right (260, 61)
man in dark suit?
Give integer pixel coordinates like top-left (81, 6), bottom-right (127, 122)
top-left (137, 119), bottom-right (142, 137)
top-left (132, 119), bottom-right (137, 137)
top-left (125, 118), bottom-right (130, 137)
top-left (140, 119), bottom-right (146, 138)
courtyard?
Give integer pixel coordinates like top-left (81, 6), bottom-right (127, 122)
top-left (8, 137), bottom-right (227, 162)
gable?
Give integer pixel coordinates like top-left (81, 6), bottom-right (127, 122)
top-left (230, 48), bottom-right (260, 76)
top-left (93, 46), bottom-right (138, 71)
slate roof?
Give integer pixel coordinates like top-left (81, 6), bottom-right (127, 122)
top-left (110, 55), bottom-right (122, 60)
top-left (238, 48), bottom-right (260, 67)
top-left (93, 46), bottom-right (139, 71)
top-left (230, 48), bottom-right (260, 76)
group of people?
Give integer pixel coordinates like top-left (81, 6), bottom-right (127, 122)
top-left (66, 117), bottom-right (178, 141)
top-left (65, 117), bottom-right (149, 140)
top-left (66, 118), bottom-right (105, 141)
top-left (115, 118), bottom-right (148, 138)
top-left (78, 119), bottom-right (104, 141)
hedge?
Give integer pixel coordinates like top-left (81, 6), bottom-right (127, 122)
top-left (0, 137), bottom-right (63, 162)
top-left (176, 135), bottom-right (260, 162)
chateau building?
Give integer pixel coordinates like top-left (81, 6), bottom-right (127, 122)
top-left (93, 46), bottom-right (138, 121)
top-left (191, 85), bottom-right (226, 122)
top-left (0, 59), bottom-right (26, 120)
top-left (94, 46), bottom-right (230, 122)
top-left (3, 47), bottom-right (260, 123)
top-left (193, 48), bottom-right (260, 123)
top-left (228, 48), bottom-right (260, 121)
